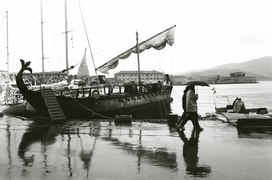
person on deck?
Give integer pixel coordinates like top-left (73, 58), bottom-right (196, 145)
top-left (178, 85), bottom-right (203, 131)
top-left (232, 97), bottom-right (239, 108)
top-left (233, 98), bottom-right (246, 113)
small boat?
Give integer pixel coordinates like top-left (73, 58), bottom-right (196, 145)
top-left (221, 112), bottom-right (271, 123)
top-left (214, 96), bottom-right (268, 114)
top-left (16, 26), bottom-right (176, 122)
top-left (213, 95), bottom-right (271, 125)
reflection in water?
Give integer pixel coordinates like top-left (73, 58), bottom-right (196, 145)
top-left (77, 126), bottom-right (98, 178)
top-left (237, 127), bottom-right (272, 139)
top-left (18, 124), bottom-right (57, 166)
top-left (6, 120), bottom-right (12, 178)
top-left (13, 120), bottom-right (180, 179)
top-left (103, 128), bottom-right (177, 171)
top-left (16, 121), bottom-right (100, 179)
top-left (3, 116), bottom-right (272, 179)
top-left (137, 129), bottom-right (142, 173)
top-left (178, 128), bottom-right (211, 177)
top-left (66, 133), bottom-right (72, 177)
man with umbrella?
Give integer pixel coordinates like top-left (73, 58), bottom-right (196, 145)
top-left (178, 81), bottom-right (209, 131)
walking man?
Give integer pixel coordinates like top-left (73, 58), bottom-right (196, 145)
top-left (176, 86), bottom-right (189, 128)
top-left (179, 85), bottom-right (203, 131)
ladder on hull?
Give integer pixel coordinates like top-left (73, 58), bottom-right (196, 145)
top-left (41, 88), bottom-right (66, 122)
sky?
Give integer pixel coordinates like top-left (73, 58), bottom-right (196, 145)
top-left (1, 0), bottom-right (272, 77)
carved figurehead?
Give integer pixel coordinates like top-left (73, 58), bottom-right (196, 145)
top-left (16, 59), bottom-right (32, 93)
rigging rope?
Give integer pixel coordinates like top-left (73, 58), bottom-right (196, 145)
top-left (77, 0), bottom-right (97, 77)
top-left (93, 34), bottom-right (133, 56)
top-left (0, 15), bottom-right (5, 32)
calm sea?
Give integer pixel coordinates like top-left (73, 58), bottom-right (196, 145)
top-left (171, 81), bottom-right (272, 116)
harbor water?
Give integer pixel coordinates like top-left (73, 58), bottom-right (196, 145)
top-left (171, 81), bottom-right (272, 115)
top-left (0, 81), bottom-right (272, 180)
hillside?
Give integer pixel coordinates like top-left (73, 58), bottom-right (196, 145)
top-left (181, 56), bottom-right (272, 80)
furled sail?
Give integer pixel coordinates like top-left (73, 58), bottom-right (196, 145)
top-left (96, 25), bottom-right (176, 74)
top-left (77, 48), bottom-right (90, 78)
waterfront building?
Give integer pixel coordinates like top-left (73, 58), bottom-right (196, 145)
top-left (114, 70), bottom-right (164, 84)
top-left (170, 75), bottom-right (192, 85)
top-left (208, 72), bottom-right (257, 84)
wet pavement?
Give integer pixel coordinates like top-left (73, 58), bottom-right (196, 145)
top-left (0, 116), bottom-right (272, 180)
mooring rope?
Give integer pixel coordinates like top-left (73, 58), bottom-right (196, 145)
top-left (161, 98), bottom-right (168, 116)
top-left (173, 89), bottom-right (182, 98)
top-left (70, 97), bottom-right (113, 120)
top-left (70, 93), bottom-right (171, 120)
top-left (157, 99), bottom-right (163, 119)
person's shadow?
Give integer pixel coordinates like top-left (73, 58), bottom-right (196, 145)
top-left (178, 128), bottom-right (211, 177)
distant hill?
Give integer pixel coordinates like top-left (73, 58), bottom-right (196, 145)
top-left (181, 56), bottom-right (272, 80)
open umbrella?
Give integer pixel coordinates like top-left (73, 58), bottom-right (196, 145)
top-left (186, 81), bottom-right (210, 87)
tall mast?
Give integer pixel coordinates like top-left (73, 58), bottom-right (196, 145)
top-left (6, 10), bottom-right (10, 99)
top-left (40, 0), bottom-right (45, 84)
top-left (77, 0), bottom-right (97, 77)
top-left (136, 32), bottom-right (141, 92)
top-left (64, 0), bottom-right (69, 78)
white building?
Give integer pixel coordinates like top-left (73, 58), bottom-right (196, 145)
top-left (115, 70), bottom-right (164, 84)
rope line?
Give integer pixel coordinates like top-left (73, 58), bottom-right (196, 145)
top-left (157, 99), bottom-right (163, 119)
top-left (69, 93), bottom-right (172, 120)
top-left (0, 14), bottom-right (5, 32)
top-left (161, 98), bottom-right (168, 116)
top-left (173, 89), bottom-right (182, 98)
top-left (70, 97), bottom-right (113, 120)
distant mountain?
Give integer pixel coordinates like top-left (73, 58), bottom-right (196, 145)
top-left (181, 56), bottom-right (272, 80)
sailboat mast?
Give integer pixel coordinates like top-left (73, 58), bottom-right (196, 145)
top-left (6, 10), bottom-right (10, 99)
top-left (136, 32), bottom-right (141, 92)
top-left (64, 0), bottom-right (69, 78)
top-left (77, 0), bottom-right (98, 77)
top-left (40, 0), bottom-right (45, 84)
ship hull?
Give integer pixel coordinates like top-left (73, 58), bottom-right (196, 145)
top-left (24, 89), bottom-right (172, 120)
top-left (3, 102), bottom-right (42, 119)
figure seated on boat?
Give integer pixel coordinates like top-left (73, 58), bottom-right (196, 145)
top-left (124, 81), bottom-right (138, 95)
top-left (78, 80), bottom-right (86, 87)
top-left (232, 97), bottom-right (239, 108)
top-left (144, 81), bottom-right (162, 92)
top-left (98, 75), bottom-right (106, 84)
top-left (151, 81), bottom-right (162, 92)
top-left (162, 74), bottom-right (173, 91)
top-left (233, 97), bottom-right (246, 113)
top-left (152, 83), bottom-right (158, 92)
top-left (163, 74), bottom-right (172, 85)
